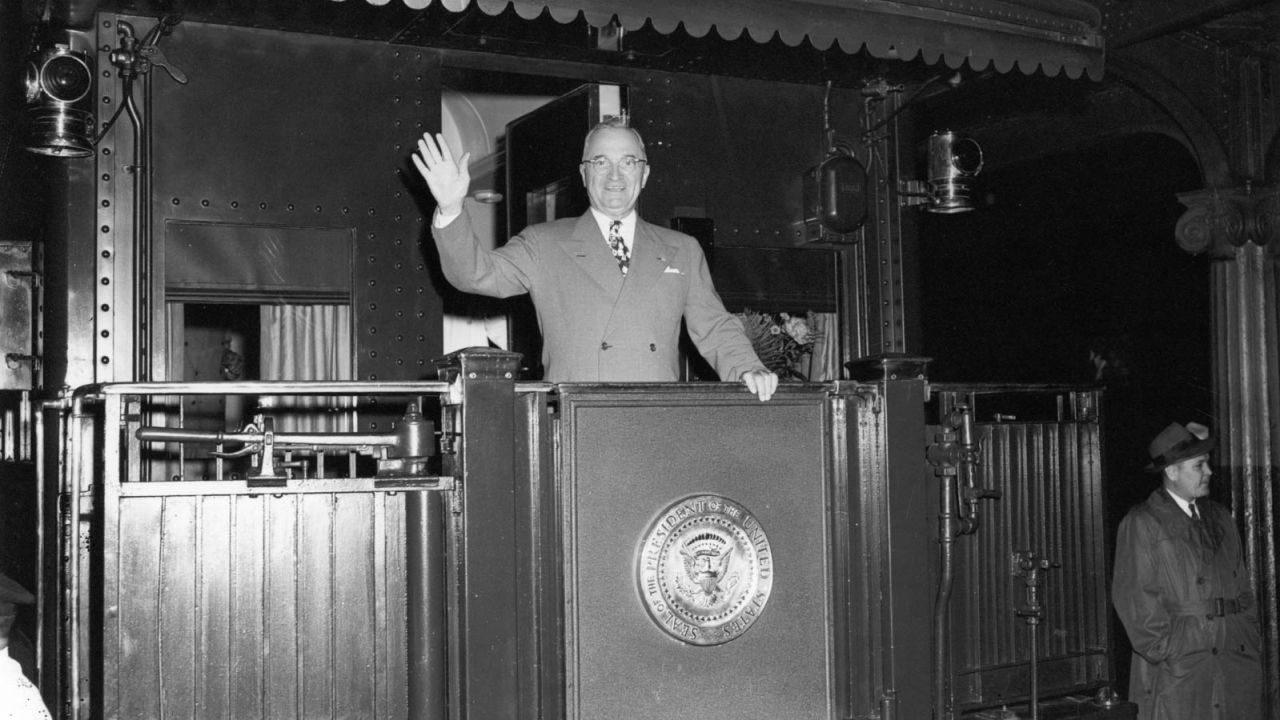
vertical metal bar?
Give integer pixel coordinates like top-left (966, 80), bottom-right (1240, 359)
top-left (828, 394), bottom-right (853, 718)
top-left (101, 392), bottom-right (126, 718)
top-left (847, 356), bottom-right (932, 720)
top-left (1029, 587), bottom-right (1039, 720)
top-left (512, 387), bottom-right (555, 717)
top-left (406, 492), bottom-right (446, 718)
top-left (35, 401), bottom-right (45, 686)
top-left (178, 394), bottom-right (186, 481)
top-left (35, 399), bottom-right (62, 696)
top-left (857, 84), bottom-right (915, 358)
top-left (130, 70), bottom-right (150, 381)
top-left (436, 348), bottom-right (522, 720)
top-left (66, 396), bottom-right (83, 720)
top-left (22, 390), bottom-right (32, 460)
top-left (68, 391), bottom-right (102, 720)
top-left (52, 397), bottom-right (71, 715)
top-left (529, 389), bottom-right (562, 720)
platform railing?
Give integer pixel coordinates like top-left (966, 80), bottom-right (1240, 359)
top-left (50, 367), bottom-right (493, 720)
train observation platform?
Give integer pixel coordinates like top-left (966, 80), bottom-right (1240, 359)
top-left (40, 348), bottom-right (1129, 720)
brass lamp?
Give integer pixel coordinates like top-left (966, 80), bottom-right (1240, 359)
top-left (24, 30), bottom-right (95, 158)
top-left (926, 131), bottom-right (983, 213)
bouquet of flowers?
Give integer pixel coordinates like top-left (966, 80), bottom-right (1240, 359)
top-left (737, 309), bottom-right (822, 381)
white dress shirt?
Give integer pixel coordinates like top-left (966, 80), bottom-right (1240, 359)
top-left (588, 208), bottom-right (636, 256)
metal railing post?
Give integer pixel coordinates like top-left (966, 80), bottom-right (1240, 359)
top-left (434, 348), bottom-right (522, 720)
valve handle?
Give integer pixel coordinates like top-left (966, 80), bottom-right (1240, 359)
top-left (141, 46), bottom-right (189, 84)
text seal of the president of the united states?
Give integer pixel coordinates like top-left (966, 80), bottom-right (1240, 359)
top-left (637, 494), bottom-right (774, 645)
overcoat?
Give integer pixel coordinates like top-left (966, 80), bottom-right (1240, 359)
top-left (433, 210), bottom-right (765, 383)
top-left (1111, 489), bottom-right (1262, 720)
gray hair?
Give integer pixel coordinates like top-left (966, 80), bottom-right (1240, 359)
top-left (582, 116), bottom-right (646, 159)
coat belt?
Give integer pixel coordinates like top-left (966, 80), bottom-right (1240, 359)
top-left (1168, 595), bottom-right (1250, 618)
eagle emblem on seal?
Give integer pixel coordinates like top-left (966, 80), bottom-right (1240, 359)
top-left (677, 531), bottom-right (739, 607)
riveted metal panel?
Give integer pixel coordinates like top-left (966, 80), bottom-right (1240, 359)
top-left (627, 75), bottom-right (853, 246)
top-left (94, 15), bottom-right (444, 412)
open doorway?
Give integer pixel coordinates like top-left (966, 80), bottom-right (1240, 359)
top-left (435, 65), bottom-right (586, 376)
top-left (178, 302), bottom-right (260, 440)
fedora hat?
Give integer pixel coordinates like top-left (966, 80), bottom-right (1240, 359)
top-left (1145, 421), bottom-right (1216, 472)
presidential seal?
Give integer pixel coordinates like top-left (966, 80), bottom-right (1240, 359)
top-left (637, 494), bottom-right (774, 646)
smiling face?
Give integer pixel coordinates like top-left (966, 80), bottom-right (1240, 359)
top-left (1164, 453), bottom-right (1212, 502)
top-left (580, 126), bottom-right (650, 220)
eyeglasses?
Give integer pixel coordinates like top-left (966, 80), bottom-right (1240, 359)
top-left (580, 155), bottom-right (646, 174)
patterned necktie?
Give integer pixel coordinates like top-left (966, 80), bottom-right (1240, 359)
top-left (607, 220), bottom-right (630, 275)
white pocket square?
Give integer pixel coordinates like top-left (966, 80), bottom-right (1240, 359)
top-left (663, 266), bottom-right (682, 274)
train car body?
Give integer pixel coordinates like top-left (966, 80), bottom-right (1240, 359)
top-left (2, 1), bottom-right (1277, 719)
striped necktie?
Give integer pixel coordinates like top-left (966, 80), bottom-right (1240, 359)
top-left (607, 220), bottom-right (630, 275)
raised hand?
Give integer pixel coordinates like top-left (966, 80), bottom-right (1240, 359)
top-left (412, 132), bottom-right (471, 217)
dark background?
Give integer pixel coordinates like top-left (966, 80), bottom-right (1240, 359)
top-left (921, 132), bottom-right (1211, 487)
top-left (919, 131), bottom-right (1212, 693)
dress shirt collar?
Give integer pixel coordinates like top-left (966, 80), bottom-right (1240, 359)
top-left (589, 208), bottom-right (637, 252)
top-left (1165, 488), bottom-right (1196, 518)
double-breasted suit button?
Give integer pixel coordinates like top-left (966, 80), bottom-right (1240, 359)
top-left (601, 342), bottom-right (611, 351)
top-left (649, 343), bottom-right (656, 351)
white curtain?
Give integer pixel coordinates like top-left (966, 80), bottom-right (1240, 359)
top-left (259, 304), bottom-right (353, 433)
top-left (804, 312), bottom-right (841, 382)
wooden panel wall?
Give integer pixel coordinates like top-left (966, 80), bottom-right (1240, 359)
top-left (105, 488), bottom-right (409, 720)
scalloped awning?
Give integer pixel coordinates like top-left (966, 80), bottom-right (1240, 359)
top-left (370, 0), bottom-right (1105, 80)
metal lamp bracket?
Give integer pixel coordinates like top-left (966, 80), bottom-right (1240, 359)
top-left (898, 179), bottom-right (932, 208)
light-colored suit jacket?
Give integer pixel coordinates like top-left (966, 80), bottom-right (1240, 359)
top-left (433, 210), bottom-right (765, 383)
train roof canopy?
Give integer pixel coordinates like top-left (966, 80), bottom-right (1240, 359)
top-left (71, 0), bottom-right (1104, 80)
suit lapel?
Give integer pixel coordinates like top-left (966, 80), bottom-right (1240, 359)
top-left (602, 220), bottom-right (682, 340)
top-left (562, 213), bottom-right (624, 296)
top-left (622, 220), bottom-right (680, 295)
top-left (623, 220), bottom-right (677, 294)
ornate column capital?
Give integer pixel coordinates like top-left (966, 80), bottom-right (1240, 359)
top-left (1175, 184), bottom-right (1280, 258)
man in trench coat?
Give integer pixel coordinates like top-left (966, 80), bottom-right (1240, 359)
top-left (1111, 421), bottom-right (1262, 720)
top-left (412, 119), bottom-right (777, 400)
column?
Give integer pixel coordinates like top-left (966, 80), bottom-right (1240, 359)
top-left (1176, 185), bottom-right (1280, 714)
